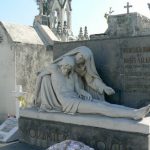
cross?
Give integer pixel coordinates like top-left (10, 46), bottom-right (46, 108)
top-left (124, 2), bottom-right (132, 14)
top-left (12, 85), bottom-right (26, 119)
top-left (109, 7), bottom-right (114, 15)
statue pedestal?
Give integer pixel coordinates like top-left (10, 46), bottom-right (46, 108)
top-left (19, 108), bottom-right (150, 150)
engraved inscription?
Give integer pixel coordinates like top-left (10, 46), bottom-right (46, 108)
top-left (22, 128), bottom-right (123, 150)
top-left (20, 127), bottom-right (69, 143)
top-left (19, 118), bottom-right (137, 150)
top-left (123, 47), bottom-right (150, 92)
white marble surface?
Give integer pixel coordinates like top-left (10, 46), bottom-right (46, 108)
top-left (34, 47), bottom-right (148, 120)
top-left (0, 117), bottom-right (19, 142)
top-left (34, 23), bottom-right (59, 46)
top-left (20, 109), bottom-right (150, 134)
top-left (40, 25), bottom-right (59, 42)
top-left (2, 21), bottom-right (44, 45)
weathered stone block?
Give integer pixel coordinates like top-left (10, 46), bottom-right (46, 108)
top-left (19, 109), bottom-right (150, 150)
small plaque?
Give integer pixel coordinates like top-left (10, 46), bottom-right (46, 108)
top-left (122, 47), bottom-right (150, 92)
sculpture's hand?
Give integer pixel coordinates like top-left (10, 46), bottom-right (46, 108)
top-left (104, 86), bottom-right (115, 95)
top-left (84, 92), bottom-right (92, 101)
top-left (78, 90), bottom-right (92, 101)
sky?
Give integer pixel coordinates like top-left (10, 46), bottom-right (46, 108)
top-left (0, 0), bottom-right (150, 36)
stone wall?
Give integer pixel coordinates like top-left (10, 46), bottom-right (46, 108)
top-left (0, 24), bottom-right (15, 119)
top-left (13, 43), bottom-right (53, 104)
top-left (53, 35), bottom-right (150, 108)
top-left (106, 13), bottom-right (150, 37)
top-left (0, 21), bottom-right (54, 119)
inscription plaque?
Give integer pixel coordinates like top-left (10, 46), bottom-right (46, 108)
top-left (123, 47), bottom-right (150, 93)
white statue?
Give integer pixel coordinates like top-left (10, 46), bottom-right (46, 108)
top-left (34, 46), bottom-right (150, 120)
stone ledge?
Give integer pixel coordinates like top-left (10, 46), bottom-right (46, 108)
top-left (19, 108), bottom-right (150, 134)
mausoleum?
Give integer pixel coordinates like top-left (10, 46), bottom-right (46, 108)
top-left (0, 21), bottom-right (57, 120)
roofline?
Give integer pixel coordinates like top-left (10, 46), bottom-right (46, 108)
top-left (0, 21), bottom-right (13, 43)
top-left (0, 21), bottom-right (45, 46)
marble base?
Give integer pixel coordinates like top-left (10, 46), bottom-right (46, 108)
top-left (19, 109), bottom-right (150, 150)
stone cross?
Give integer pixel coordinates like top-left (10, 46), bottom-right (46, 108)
top-left (124, 2), bottom-right (132, 14)
top-left (12, 85), bottom-right (26, 119)
top-left (104, 7), bottom-right (114, 20)
top-left (109, 7), bottom-right (114, 15)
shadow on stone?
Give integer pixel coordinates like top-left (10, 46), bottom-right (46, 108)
top-left (0, 142), bottom-right (44, 150)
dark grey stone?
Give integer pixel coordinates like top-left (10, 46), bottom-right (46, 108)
top-left (0, 142), bottom-right (44, 150)
top-left (19, 117), bottom-right (150, 150)
top-left (53, 35), bottom-right (150, 108)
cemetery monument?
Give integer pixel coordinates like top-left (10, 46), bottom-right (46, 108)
top-left (34, 46), bottom-right (150, 120)
top-left (19, 2), bottom-right (150, 150)
top-left (1, 0), bottom-right (150, 149)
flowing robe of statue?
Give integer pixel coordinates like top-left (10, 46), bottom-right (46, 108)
top-left (35, 63), bottom-right (81, 114)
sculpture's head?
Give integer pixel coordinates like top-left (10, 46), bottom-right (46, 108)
top-left (74, 46), bottom-right (93, 66)
top-left (75, 53), bottom-right (85, 65)
top-left (53, 46), bottom-right (92, 66)
top-left (59, 56), bottom-right (75, 76)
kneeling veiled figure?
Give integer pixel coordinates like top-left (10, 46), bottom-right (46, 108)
top-left (53, 46), bottom-right (115, 100)
top-left (33, 54), bottom-right (150, 120)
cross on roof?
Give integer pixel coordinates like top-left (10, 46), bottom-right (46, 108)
top-left (124, 2), bottom-right (132, 14)
top-left (109, 7), bottom-right (114, 15)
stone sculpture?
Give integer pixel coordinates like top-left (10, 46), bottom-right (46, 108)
top-left (34, 46), bottom-right (150, 120)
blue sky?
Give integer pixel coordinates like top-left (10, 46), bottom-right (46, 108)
top-left (0, 0), bottom-right (150, 35)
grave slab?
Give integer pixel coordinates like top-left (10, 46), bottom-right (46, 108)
top-left (0, 117), bottom-right (19, 143)
top-left (19, 109), bottom-right (150, 150)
